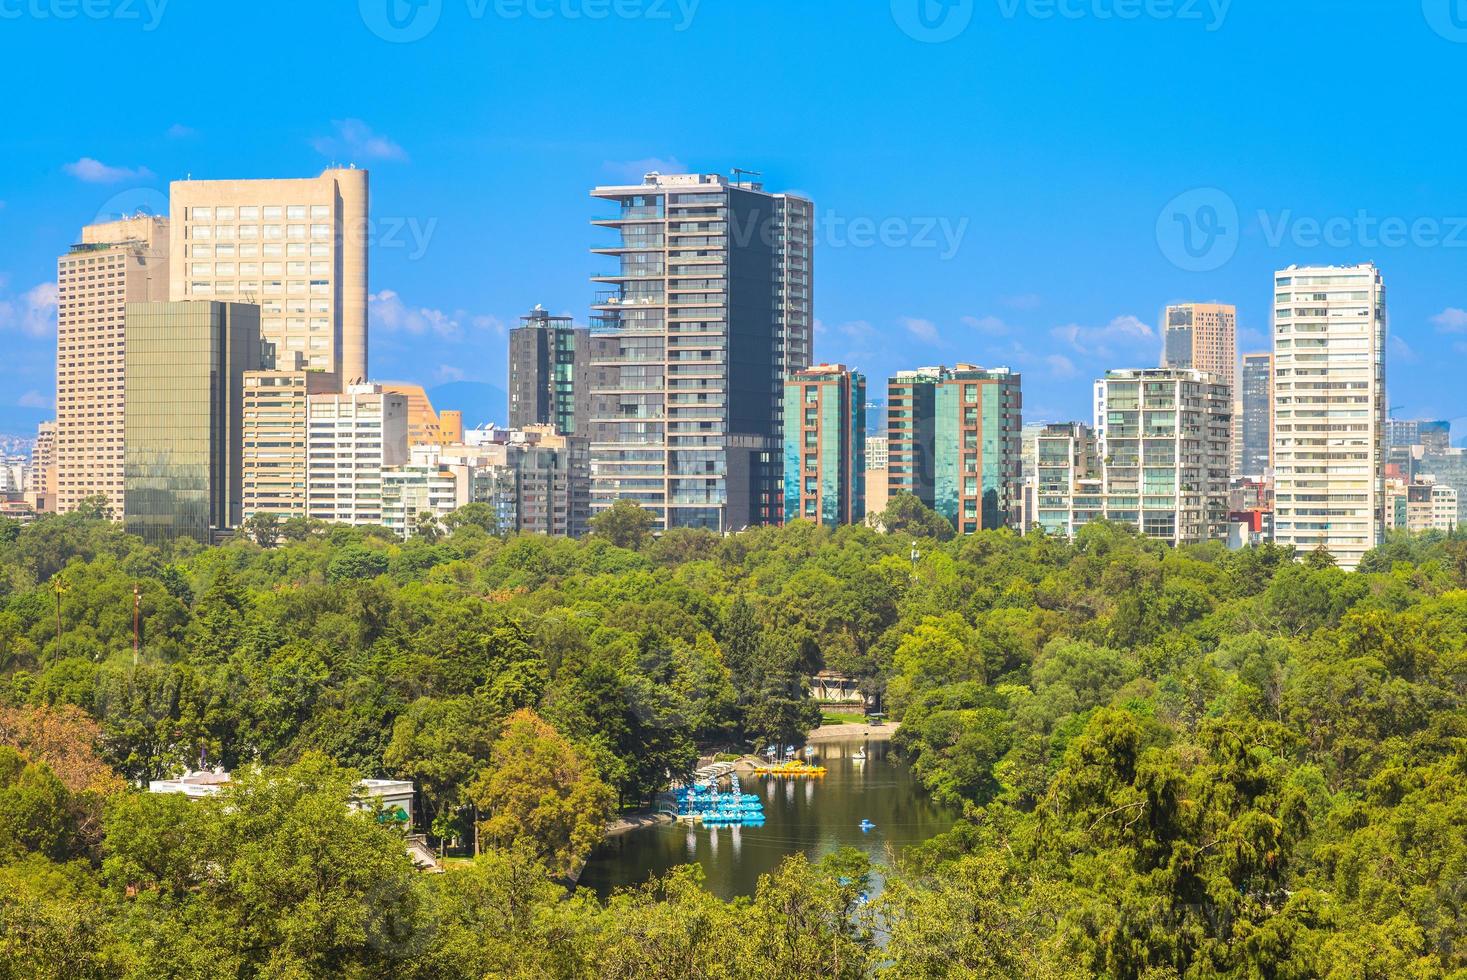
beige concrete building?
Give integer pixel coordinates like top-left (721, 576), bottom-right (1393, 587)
top-left (242, 357), bottom-right (340, 521)
top-left (29, 421), bottom-right (56, 514)
top-left (379, 383), bottom-right (443, 446)
top-left (864, 434), bottom-right (889, 517)
top-left (1162, 302), bottom-right (1237, 392)
top-left (170, 168), bottom-right (368, 386)
top-left (55, 216), bottom-right (170, 515)
top-left (1272, 264), bottom-right (1387, 570)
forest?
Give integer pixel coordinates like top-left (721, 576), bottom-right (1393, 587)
top-left (0, 496), bottom-right (1461, 978)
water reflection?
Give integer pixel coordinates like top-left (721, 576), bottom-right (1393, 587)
top-left (579, 738), bottom-right (958, 901)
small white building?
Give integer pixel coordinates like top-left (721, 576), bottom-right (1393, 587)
top-left (150, 771), bottom-right (416, 829)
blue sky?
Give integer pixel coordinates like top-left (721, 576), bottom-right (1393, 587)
top-left (3, 0), bottom-right (1467, 435)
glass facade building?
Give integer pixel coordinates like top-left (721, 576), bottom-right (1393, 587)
top-left (588, 172), bottom-right (813, 532)
top-left (123, 301), bottom-right (266, 544)
top-left (509, 307), bottom-right (590, 435)
top-left (886, 365), bottom-right (1022, 534)
top-left (1239, 352), bottom-right (1274, 479)
top-left (933, 367), bottom-right (1023, 534)
top-left (782, 365), bottom-right (866, 527)
top-left (886, 367), bottom-right (945, 507)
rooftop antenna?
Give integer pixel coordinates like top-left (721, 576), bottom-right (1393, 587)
top-left (731, 168), bottom-right (762, 188)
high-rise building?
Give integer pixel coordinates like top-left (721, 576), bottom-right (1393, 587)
top-left (887, 367), bottom-right (945, 507)
top-left (782, 364), bottom-right (866, 527)
top-left (1418, 447), bottom-right (1467, 527)
top-left (1272, 264), bottom-right (1387, 570)
top-left (1096, 368), bottom-right (1231, 545)
top-left (382, 460), bottom-right (471, 539)
top-left (306, 385), bottom-right (409, 526)
top-left (1028, 422), bottom-right (1102, 539)
top-left (170, 168), bottom-right (369, 386)
top-left (123, 301), bottom-right (266, 544)
top-left (29, 421), bottom-right (56, 514)
top-left (1385, 477), bottom-right (1457, 535)
top-left (933, 366), bottom-right (1023, 534)
top-left (1388, 419), bottom-right (1451, 452)
top-left (444, 425), bottom-right (592, 538)
top-left (55, 215), bottom-right (170, 515)
top-left (864, 435), bottom-right (890, 517)
top-left (241, 358), bottom-right (339, 520)
top-left (508, 307), bottom-right (590, 434)
top-left (1162, 303), bottom-right (1237, 392)
top-left (439, 410), bottom-right (464, 445)
top-left (588, 171), bottom-right (813, 531)
top-left (1239, 352), bottom-right (1274, 479)
top-left (380, 383), bottom-right (444, 446)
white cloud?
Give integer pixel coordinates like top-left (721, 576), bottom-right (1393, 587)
top-left (469, 314), bottom-right (506, 336)
top-left (370, 290), bottom-right (462, 339)
top-left (166, 124), bottom-right (197, 139)
top-left (1430, 308), bottom-right (1467, 333)
top-left (63, 158), bottom-right (154, 184)
top-left (961, 314), bottom-right (1010, 336)
top-left (602, 156), bottom-right (687, 181)
top-left (370, 290), bottom-right (506, 344)
top-left (1051, 314), bottom-right (1155, 360)
top-left (901, 317), bottom-right (941, 345)
top-left (311, 119), bottom-right (407, 163)
top-left (0, 282), bottom-right (58, 337)
top-left (436, 364), bottom-right (466, 383)
top-left (17, 390), bottom-right (51, 409)
top-left (1045, 354), bottom-right (1077, 378)
top-left (1389, 335), bottom-right (1419, 365)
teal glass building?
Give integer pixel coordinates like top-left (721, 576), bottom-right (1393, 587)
top-left (783, 365), bottom-right (865, 526)
top-left (931, 366), bottom-right (1022, 534)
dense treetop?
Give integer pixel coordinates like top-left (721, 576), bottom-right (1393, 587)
top-left (0, 498), bottom-right (1462, 977)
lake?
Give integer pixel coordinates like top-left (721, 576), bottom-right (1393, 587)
top-left (578, 736), bottom-right (958, 901)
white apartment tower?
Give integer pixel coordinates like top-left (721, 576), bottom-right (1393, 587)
top-left (588, 172), bottom-right (814, 532)
top-left (1271, 264), bottom-right (1387, 570)
top-left (170, 168), bottom-right (369, 387)
top-left (306, 385), bottom-right (409, 525)
top-left (55, 215), bottom-right (170, 515)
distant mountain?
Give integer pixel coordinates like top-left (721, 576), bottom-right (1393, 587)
top-left (0, 407), bottom-right (50, 443)
top-left (428, 381), bottom-right (508, 429)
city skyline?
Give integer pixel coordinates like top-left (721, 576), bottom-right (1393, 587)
top-left (3, 3), bottom-right (1467, 437)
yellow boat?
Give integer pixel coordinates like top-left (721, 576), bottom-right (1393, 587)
top-left (752, 760), bottom-right (827, 776)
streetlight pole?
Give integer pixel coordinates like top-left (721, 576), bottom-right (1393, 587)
top-left (133, 583), bottom-right (141, 666)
